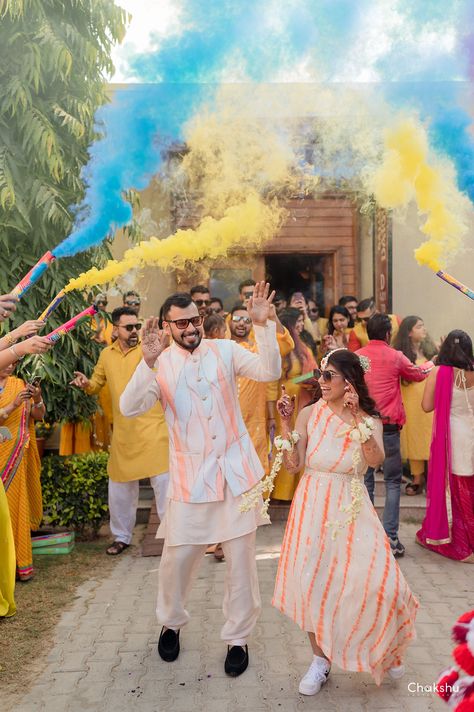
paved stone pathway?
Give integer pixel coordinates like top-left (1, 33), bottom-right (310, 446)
top-left (10, 522), bottom-right (473, 712)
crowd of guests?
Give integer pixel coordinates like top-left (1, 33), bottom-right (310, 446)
top-left (1, 278), bottom-right (472, 610)
top-left (0, 277), bottom-right (473, 696)
top-left (193, 279), bottom-right (473, 563)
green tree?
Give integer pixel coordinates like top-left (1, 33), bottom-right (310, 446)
top-left (0, 0), bottom-right (128, 424)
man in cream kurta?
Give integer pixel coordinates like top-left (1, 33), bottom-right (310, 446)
top-left (120, 283), bottom-right (281, 677)
top-left (71, 306), bottom-right (169, 555)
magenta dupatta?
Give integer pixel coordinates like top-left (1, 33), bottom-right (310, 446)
top-left (421, 365), bottom-right (454, 545)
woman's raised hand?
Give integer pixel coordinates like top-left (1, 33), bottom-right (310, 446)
top-left (277, 384), bottom-right (296, 421)
top-left (343, 381), bottom-right (360, 416)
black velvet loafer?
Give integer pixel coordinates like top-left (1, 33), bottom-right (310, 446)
top-left (224, 645), bottom-right (249, 676)
top-left (158, 627), bottom-right (180, 662)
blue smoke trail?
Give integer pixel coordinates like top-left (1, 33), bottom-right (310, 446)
top-left (53, 84), bottom-right (210, 258)
top-left (54, 0), bottom-right (372, 258)
top-left (54, 0), bottom-right (474, 259)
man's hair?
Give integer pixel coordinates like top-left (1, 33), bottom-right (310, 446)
top-left (161, 292), bottom-right (194, 319)
top-left (367, 313), bottom-right (392, 341)
top-left (273, 290), bottom-right (287, 302)
top-left (210, 297), bottom-right (223, 309)
top-left (123, 290), bottom-right (140, 301)
top-left (339, 295), bottom-right (357, 307)
top-left (238, 279), bottom-right (256, 293)
top-left (190, 284), bottom-right (210, 297)
top-left (112, 306), bottom-right (138, 324)
top-left (230, 304), bottom-right (248, 316)
top-left (357, 297), bottom-right (375, 313)
top-left (204, 313), bottom-right (226, 336)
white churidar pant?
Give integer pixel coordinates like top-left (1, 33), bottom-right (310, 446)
top-left (156, 530), bottom-right (261, 646)
top-left (108, 472), bottom-right (169, 545)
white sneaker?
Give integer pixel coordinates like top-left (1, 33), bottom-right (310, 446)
top-left (298, 656), bottom-right (331, 695)
top-left (388, 664), bottom-right (405, 680)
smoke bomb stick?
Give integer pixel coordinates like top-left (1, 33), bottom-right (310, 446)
top-left (436, 271), bottom-right (474, 300)
top-left (11, 251), bottom-right (56, 298)
top-left (45, 305), bottom-right (97, 343)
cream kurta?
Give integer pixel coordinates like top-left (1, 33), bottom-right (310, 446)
top-left (86, 340), bottom-right (169, 482)
top-left (120, 322), bottom-right (281, 546)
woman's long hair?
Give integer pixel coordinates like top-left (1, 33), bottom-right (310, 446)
top-left (326, 349), bottom-right (378, 416)
top-left (279, 308), bottom-right (313, 378)
top-left (327, 305), bottom-right (354, 335)
top-left (392, 315), bottom-right (438, 364)
top-left (437, 330), bottom-right (474, 371)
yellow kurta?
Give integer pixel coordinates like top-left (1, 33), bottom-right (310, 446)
top-left (60, 319), bottom-right (114, 455)
top-left (400, 357), bottom-right (434, 462)
top-left (349, 314), bottom-right (400, 350)
top-left (86, 341), bottom-right (169, 482)
top-left (236, 328), bottom-right (294, 475)
top-left (272, 345), bottom-right (318, 501)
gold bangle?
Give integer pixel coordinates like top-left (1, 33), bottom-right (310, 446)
top-left (5, 333), bottom-right (15, 346)
top-left (9, 345), bottom-right (23, 361)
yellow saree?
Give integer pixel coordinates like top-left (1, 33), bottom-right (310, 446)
top-left (0, 482), bottom-right (16, 616)
top-left (0, 377), bottom-right (42, 580)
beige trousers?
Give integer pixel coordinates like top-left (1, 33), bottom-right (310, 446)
top-left (156, 530), bottom-right (261, 646)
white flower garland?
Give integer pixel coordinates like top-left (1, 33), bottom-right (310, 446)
top-left (326, 416), bottom-right (376, 539)
top-left (239, 430), bottom-right (300, 521)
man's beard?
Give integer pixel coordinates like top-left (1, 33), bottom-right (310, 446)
top-left (174, 329), bottom-right (202, 351)
top-left (127, 336), bottom-right (139, 347)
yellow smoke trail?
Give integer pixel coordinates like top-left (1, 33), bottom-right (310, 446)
top-left (64, 194), bottom-right (284, 292)
top-left (370, 117), bottom-right (470, 271)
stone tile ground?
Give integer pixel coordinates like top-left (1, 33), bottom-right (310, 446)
top-left (9, 522), bottom-right (473, 712)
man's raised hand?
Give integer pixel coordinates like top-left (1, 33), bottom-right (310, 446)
top-left (247, 281), bottom-right (275, 326)
top-left (141, 317), bottom-right (169, 368)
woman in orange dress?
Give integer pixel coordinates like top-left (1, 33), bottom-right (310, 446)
top-left (273, 349), bottom-right (418, 695)
top-left (0, 364), bottom-right (44, 580)
top-left (272, 308), bottom-right (317, 501)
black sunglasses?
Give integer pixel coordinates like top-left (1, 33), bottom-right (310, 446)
top-left (165, 316), bottom-right (203, 330)
top-left (242, 291), bottom-right (254, 298)
top-left (118, 323), bottom-right (142, 332)
top-left (193, 299), bottom-right (211, 307)
top-left (125, 300), bottom-right (141, 307)
top-left (314, 368), bottom-right (343, 382)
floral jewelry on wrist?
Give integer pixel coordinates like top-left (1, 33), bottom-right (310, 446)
top-left (239, 430), bottom-right (300, 520)
top-left (349, 416), bottom-right (376, 444)
top-left (5, 333), bottom-right (15, 346)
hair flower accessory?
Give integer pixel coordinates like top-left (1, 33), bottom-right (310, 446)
top-left (358, 354), bottom-right (371, 373)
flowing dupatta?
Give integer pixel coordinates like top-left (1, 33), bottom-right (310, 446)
top-left (0, 377), bottom-right (31, 491)
top-left (423, 366), bottom-right (454, 545)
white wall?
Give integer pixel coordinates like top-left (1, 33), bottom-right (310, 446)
top-left (392, 205), bottom-right (473, 342)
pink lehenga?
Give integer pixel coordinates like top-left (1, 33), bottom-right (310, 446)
top-left (273, 400), bottom-right (418, 685)
top-left (416, 366), bottom-right (474, 562)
